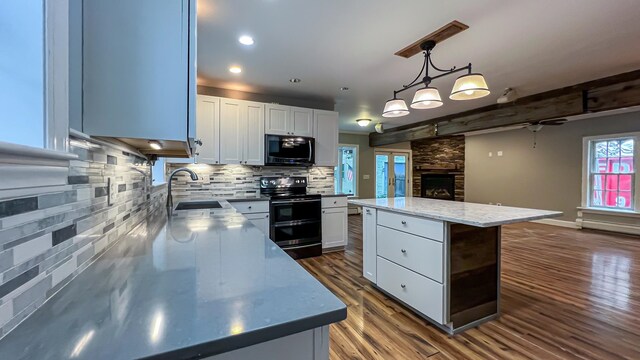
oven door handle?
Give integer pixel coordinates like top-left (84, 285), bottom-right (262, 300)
top-left (272, 219), bottom-right (320, 227)
top-left (271, 199), bottom-right (320, 205)
top-left (281, 243), bottom-right (320, 251)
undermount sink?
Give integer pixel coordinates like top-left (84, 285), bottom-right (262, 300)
top-left (174, 201), bottom-right (223, 210)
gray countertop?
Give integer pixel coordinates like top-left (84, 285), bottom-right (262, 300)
top-left (0, 203), bottom-right (346, 359)
top-left (349, 197), bottom-right (562, 227)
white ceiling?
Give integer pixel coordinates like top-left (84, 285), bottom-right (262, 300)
top-left (197, 0), bottom-right (640, 133)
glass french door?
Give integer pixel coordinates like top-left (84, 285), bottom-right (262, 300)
top-left (375, 151), bottom-right (410, 198)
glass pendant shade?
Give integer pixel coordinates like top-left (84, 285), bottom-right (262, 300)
top-left (382, 98), bottom-right (409, 117)
top-left (449, 73), bottom-right (490, 100)
top-left (411, 87), bottom-right (443, 109)
top-left (356, 118), bottom-right (371, 127)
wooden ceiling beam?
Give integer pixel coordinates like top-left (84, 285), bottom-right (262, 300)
top-left (369, 69), bottom-right (640, 147)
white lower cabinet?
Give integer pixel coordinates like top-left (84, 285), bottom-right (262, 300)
top-left (377, 225), bottom-right (443, 283)
top-left (362, 207), bottom-right (377, 282)
top-left (245, 213), bottom-right (270, 236)
top-left (321, 206), bottom-right (347, 250)
top-left (231, 201), bottom-right (270, 236)
top-left (376, 257), bottom-right (444, 324)
top-left (205, 326), bottom-right (329, 360)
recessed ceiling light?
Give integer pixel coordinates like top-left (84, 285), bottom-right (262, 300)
top-left (289, 78), bottom-right (301, 83)
top-left (229, 66), bottom-right (242, 74)
top-left (238, 35), bottom-right (254, 46)
top-left (340, 87), bottom-right (349, 91)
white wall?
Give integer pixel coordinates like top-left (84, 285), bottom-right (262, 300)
top-left (0, 0), bottom-right (45, 147)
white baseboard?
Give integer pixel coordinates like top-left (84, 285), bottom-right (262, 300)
top-left (530, 218), bottom-right (579, 229)
top-left (579, 220), bottom-right (640, 236)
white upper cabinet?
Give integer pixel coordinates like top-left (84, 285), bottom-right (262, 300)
top-left (220, 99), bottom-right (244, 165)
top-left (290, 107), bottom-right (314, 137)
top-left (244, 101), bottom-right (266, 165)
top-left (265, 105), bottom-right (315, 136)
top-left (313, 110), bottom-right (339, 166)
top-left (265, 104), bottom-right (290, 135)
top-left (83, 0), bottom-right (195, 145)
top-left (196, 95), bottom-right (220, 164)
top-left (219, 98), bottom-right (265, 165)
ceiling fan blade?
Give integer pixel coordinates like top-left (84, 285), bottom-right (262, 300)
top-left (539, 118), bottom-right (568, 126)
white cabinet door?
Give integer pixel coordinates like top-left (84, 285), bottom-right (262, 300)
top-left (265, 104), bottom-right (290, 135)
top-left (313, 110), bottom-right (339, 166)
top-left (196, 95), bottom-right (220, 164)
top-left (219, 99), bottom-right (243, 164)
top-left (245, 213), bottom-right (270, 237)
top-left (322, 207), bottom-right (347, 249)
top-left (244, 101), bottom-right (265, 165)
top-left (83, 0), bottom-right (192, 142)
top-left (290, 107), bottom-right (314, 137)
top-left (363, 207), bottom-right (377, 282)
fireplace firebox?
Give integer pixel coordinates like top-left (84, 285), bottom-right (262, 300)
top-left (421, 174), bottom-right (456, 201)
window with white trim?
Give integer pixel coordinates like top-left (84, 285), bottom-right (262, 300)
top-left (334, 145), bottom-right (358, 196)
top-left (0, 0), bottom-right (69, 152)
top-left (584, 134), bottom-right (638, 211)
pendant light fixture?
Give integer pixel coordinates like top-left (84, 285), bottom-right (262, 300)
top-left (382, 40), bottom-right (489, 118)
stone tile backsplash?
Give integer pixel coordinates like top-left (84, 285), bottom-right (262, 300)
top-left (166, 163), bottom-right (335, 200)
top-left (0, 137), bottom-right (166, 337)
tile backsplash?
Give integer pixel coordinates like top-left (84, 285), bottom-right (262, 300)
top-left (0, 137), bottom-right (166, 337)
top-left (166, 163), bottom-right (335, 199)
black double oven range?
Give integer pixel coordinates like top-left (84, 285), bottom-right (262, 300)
top-left (260, 177), bottom-right (322, 259)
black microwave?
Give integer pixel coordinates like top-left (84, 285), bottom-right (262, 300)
top-left (264, 135), bottom-right (315, 166)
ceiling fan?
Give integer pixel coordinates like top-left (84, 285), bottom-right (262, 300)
top-left (522, 118), bottom-right (568, 148)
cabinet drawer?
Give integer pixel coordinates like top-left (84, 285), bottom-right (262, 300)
top-left (377, 226), bottom-right (443, 283)
top-left (377, 211), bottom-right (444, 242)
top-left (232, 201), bottom-right (269, 214)
top-left (377, 256), bottom-right (444, 324)
top-left (321, 196), bottom-right (348, 208)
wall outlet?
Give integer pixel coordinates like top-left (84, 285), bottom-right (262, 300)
top-left (107, 177), bottom-right (117, 206)
top-left (363, 174), bottom-right (370, 180)
top-left (496, 203), bottom-right (502, 206)
top-left (488, 152), bottom-right (493, 157)
top-left (497, 151), bottom-right (503, 157)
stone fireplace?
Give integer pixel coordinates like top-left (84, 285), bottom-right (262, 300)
top-left (411, 136), bottom-right (465, 201)
top-left (421, 174), bottom-right (456, 200)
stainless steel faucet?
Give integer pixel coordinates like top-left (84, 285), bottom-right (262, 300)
top-left (166, 167), bottom-right (199, 209)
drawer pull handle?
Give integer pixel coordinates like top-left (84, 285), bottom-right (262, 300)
top-left (401, 249), bottom-right (407, 253)
top-left (401, 220), bottom-right (407, 225)
top-left (365, 209), bottom-right (371, 214)
top-left (401, 284), bottom-right (406, 289)
top-left (333, 201), bottom-right (337, 204)
top-left (248, 206), bottom-right (252, 209)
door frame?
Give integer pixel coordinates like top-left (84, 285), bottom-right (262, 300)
top-left (374, 148), bottom-right (413, 198)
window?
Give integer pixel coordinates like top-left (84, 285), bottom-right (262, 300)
top-left (334, 145), bottom-right (358, 196)
top-left (152, 158), bottom-right (166, 186)
top-left (0, 1), bottom-right (45, 148)
top-left (0, 0), bottom-right (69, 152)
top-left (583, 134), bottom-right (638, 211)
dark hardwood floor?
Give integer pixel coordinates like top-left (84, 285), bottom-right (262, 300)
top-left (298, 215), bottom-right (640, 360)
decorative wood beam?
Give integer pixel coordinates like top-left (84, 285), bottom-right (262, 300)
top-left (370, 69), bottom-right (640, 147)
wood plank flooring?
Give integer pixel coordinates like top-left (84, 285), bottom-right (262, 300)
top-left (298, 215), bottom-right (640, 360)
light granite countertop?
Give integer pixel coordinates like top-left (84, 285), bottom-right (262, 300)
top-left (349, 197), bottom-right (562, 227)
top-left (0, 203), bottom-right (346, 359)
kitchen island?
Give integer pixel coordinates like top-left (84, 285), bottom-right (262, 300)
top-left (0, 202), bottom-right (346, 360)
top-left (349, 197), bottom-right (561, 334)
